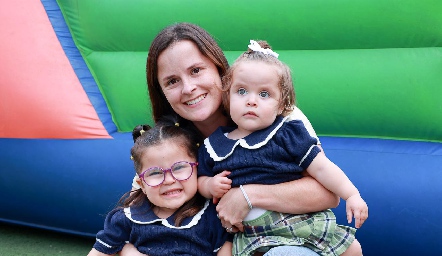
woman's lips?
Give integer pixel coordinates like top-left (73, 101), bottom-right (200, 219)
top-left (185, 94), bottom-right (206, 105)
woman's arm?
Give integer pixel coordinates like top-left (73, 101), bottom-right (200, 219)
top-left (216, 175), bottom-right (339, 230)
top-left (247, 175), bottom-right (340, 212)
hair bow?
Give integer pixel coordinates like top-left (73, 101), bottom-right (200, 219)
top-left (248, 40), bottom-right (279, 58)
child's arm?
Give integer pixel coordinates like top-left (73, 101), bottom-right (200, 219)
top-left (307, 151), bottom-right (368, 228)
top-left (216, 241), bottom-right (233, 256)
top-left (118, 243), bottom-right (148, 256)
top-left (198, 171), bottom-right (232, 201)
top-left (87, 248), bottom-right (114, 256)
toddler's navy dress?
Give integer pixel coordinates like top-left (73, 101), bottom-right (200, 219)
top-left (93, 200), bottom-right (229, 255)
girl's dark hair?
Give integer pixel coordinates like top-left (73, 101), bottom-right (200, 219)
top-left (132, 124), bottom-right (151, 143)
top-left (146, 22), bottom-right (229, 122)
top-left (222, 40), bottom-right (296, 117)
top-left (120, 115), bottom-right (205, 226)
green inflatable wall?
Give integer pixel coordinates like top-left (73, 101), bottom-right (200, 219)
top-left (57, 0), bottom-right (442, 142)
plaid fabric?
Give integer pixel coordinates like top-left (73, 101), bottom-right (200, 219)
top-left (233, 209), bottom-right (356, 256)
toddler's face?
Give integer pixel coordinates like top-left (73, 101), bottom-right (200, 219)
top-left (229, 61), bottom-right (283, 137)
top-left (136, 140), bottom-right (198, 218)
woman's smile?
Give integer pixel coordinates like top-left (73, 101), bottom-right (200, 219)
top-left (185, 94), bottom-right (207, 106)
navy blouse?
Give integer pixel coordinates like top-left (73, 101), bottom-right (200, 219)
top-left (198, 116), bottom-right (321, 187)
top-left (93, 200), bottom-right (228, 255)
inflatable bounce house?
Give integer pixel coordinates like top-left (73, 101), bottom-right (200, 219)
top-left (1, 0), bottom-right (441, 255)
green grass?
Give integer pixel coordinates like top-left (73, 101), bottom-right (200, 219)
top-left (0, 222), bottom-right (95, 256)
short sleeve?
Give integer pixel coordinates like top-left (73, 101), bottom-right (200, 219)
top-left (286, 107), bottom-right (321, 144)
top-left (276, 120), bottom-right (321, 170)
top-left (93, 208), bottom-right (132, 254)
top-left (197, 144), bottom-right (215, 177)
top-left (205, 202), bottom-right (231, 252)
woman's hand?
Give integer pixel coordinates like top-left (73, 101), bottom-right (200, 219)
top-left (216, 187), bottom-right (249, 232)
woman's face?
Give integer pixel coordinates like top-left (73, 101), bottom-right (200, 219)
top-left (157, 40), bottom-right (223, 123)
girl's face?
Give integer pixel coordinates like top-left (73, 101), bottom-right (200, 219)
top-left (136, 140), bottom-right (198, 218)
top-left (229, 61), bottom-right (283, 137)
top-left (157, 40), bottom-right (224, 125)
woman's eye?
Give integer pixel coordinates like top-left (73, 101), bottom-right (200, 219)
top-left (259, 91), bottom-right (270, 98)
top-left (237, 88), bottom-right (247, 95)
top-left (166, 78), bottom-right (179, 86)
top-left (191, 67), bottom-right (201, 75)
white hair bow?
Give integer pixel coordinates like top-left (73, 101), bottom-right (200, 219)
top-left (248, 40), bottom-right (279, 58)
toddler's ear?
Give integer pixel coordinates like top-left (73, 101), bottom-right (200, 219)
top-left (136, 178), bottom-right (149, 195)
top-left (136, 178), bottom-right (143, 187)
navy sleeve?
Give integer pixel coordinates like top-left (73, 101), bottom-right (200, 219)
top-left (277, 120), bottom-right (321, 170)
top-left (197, 143), bottom-right (215, 177)
top-left (93, 208), bottom-right (132, 254)
top-left (206, 202), bottom-right (231, 254)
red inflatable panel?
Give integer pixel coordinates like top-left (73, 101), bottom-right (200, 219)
top-left (0, 0), bottom-right (110, 139)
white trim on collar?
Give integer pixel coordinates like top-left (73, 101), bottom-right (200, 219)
top-left (123, 200), bottom-right (209, 229)
top-left (205, 116), bottom-right (289, 162)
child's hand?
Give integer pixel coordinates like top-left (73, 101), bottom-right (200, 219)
top-left (209, 171), bottom-right (232, 204)
top-left (346, 193), bottom-right (368, 228)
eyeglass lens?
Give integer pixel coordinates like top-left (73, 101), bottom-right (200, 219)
top-left (142, 161), bottom-right (194, 186)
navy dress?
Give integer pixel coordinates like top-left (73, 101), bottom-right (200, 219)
top-left (198, 116), bottom-right (321, 185)
top-left (198, 116), bottom-right (356, 256)
top-left (93, 200), bottom-right (229, 255)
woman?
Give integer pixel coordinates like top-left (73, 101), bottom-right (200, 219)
top-left (122, 23), bottom-right (339, 255)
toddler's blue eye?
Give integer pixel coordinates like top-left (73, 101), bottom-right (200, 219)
top-left (259, 91), bottom-right (270, 98)
top-left (237, 88), bottom-right (247, 95)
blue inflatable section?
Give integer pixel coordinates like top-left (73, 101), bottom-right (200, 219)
top-left (321, 137), bottom-right (442, 254)
top-left (2, 136), bottom-right (441, 255)
top-left (0, 138), bottom-right (133, 236)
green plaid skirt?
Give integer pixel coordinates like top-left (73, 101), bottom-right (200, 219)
top-left (233, 209), bottom-right (356, 256)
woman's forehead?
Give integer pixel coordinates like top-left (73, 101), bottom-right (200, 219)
top-left (158, 41), bottom-right (208, 74)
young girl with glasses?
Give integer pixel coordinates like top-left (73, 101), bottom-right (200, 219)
top-left (197, 40), bottom-right (368, 256)
top-left (88, 115), bottom-right (232, 256)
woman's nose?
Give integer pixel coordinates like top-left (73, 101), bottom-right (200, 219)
top-left (181, 78), bottom-right (196, 94)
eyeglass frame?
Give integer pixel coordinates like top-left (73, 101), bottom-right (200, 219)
top-left (138, 161), bottom-right (198, 187)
